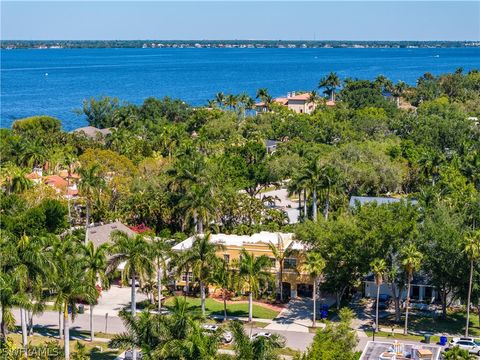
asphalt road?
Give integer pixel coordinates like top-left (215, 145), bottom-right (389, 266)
top-left (14, 310), bottom-right (314, 351)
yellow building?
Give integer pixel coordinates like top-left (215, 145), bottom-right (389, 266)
top-left (172, 232), bottom-right (313, 299)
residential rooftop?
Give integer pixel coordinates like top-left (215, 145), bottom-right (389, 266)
top-left (360, 341), bottom-right (441, 360)
top-left (349, 196), bottom-right (418, 207)
top-left (88, 221), bottom-right (136, 248)
top-left (72, 126), bottom-right (112, 138)
top-left (172, 232), bottom-right (304, 251)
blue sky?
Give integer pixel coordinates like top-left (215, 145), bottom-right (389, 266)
top-left (2, 1), bottom-right (479, 41)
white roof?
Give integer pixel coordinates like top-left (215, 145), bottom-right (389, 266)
top-left (172, 232), bottom-right (304, 251)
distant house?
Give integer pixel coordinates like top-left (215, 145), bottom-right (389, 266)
top-left (26, 168), bottom-right (43, 184)
top-left (255, 92), bottom-right (335, 115)
top-left (255, 97), bottom-right (288, 113)
top-left (72, 126), bottom-right (112, 139)
top-left (26, 169), bottom-right (79, 197)
top-left (44, 175), bottom-right (68, 189)
top-left (265, 139), bottom-right (279, 154)
top-left (364, 273), bottom-right (437, 303)
top-left (87, 221), bottom-right (136, 248)
top-left (285, 92), bottom-right (316, 114)
top-left (349, 196), bottom-right (418, 208)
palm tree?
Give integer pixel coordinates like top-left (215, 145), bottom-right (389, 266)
top-left (229, 320), bottom-right (285, 360)
top-left (51, 259), bottom-right (97, 359)
top-left (0, 163), bottom-right (32, 194)
top-left (77, 164), bottom-right (105, 245)
top-left (318, 164), bottom-right (341, 221)
top-left (263, 95), bottom-right (274, 112)
top-left (244, 96), bottom-right (256, 112)
top-left (179, 184), bottom-right (215, 234)
top-left (63, 151), bottom-right (78, 229)
top-left (391, 81), bottom-right (408, 107)
top-left (256, 88), bottom-right (270, 101)
top-left (288, 172), bottom-right (308, 221)
top-left (107, 231), bottom-right (154, 360)
top-left (225, 94), bottom-right (239, 111)
top-left (19, 139), bottom-right (48, 169)
top-left (215, 92), bottom-right (225, 108)
top-left (256, 88), bottom-right (272, 110)
top-left (172, 250), bottom-right (193, 297)
top-left (209, 257), bottom-right (235, 321)
top-left (374, 75), bottom-right (393, 93)
top-left (400, 244), bottom-right (423, 335)
top-left (296, 157), bottom-right (323, 222)
top-left (110, 310), bottom-right (164, 360)
top-left (49, 235), bottom-right (78, 340)
top-left (443, 346), bottom-right (476, 360)
top-left (318, 72), bottom-right (341, 101)
top-left (14, 234), bottom-right (52, 349)
top-left (418, 150), bottom-right (444, 186)
top-left (0, 272), bottom-right (30, 341)
top-left (206, 99), bottom-right (217, 109)
top-left (150, 237), bottom-right (172, 313)
top-left (268, 235), bottom-right (297, 302)
top-left (80, 241), bottom-right (110, 342)
top-left (238, 249), bottom-right (272, 322)
top-left (370, 258), bottom-right (387, 333)
top-left (159, 321), bottom-right (221, 360)
top-left (463, 230), bottom-right (480, 337)
top-left (187, 234), bottom-right (224, 315)
top-left (304, 252), bottom-right (326, 327)
top-left (307, 90), bottom-right (319, 105)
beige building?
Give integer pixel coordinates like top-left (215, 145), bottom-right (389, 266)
top-left (256, 92), bottom-right (335, 115)
top-left (172, 232), bottom-right (313, 299)
top-left (284, 93), bottom-right (316, 114)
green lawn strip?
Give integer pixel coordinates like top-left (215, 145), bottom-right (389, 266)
top-left (378, 311), bottom-right (480, 337)
top-left (165, 297), bottom-right (279, 320)
top-left (364, 330), bottom-right (441, 344)
top-left (23, 325), bottom-right (113, 341)
top-left (278, 347), bottom-right (301, 356)
top-left (244, 321), bottom-right (271, 328)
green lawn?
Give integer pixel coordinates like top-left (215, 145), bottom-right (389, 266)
top-left (165, 297), bottom-right (280, 320)
top-left (364, 330), bottom-right (442, 344)
top-left (378, 311), bottom-right (480, 336)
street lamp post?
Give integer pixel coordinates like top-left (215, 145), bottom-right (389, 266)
top-left (372, 322), bottom-right (376, 342)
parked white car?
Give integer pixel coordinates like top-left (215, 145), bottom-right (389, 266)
top-left (251, 332), bottom-right (272, 340)
top-left (202, 324), bottom-right (218, 332)
top-left (201, 324), bottom-right (233, 343)
top-left (124, 350), bottom-right (143, 359)
top-left (448, 337), bottom-right (480, 355)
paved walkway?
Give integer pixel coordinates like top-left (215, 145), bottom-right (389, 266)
top-left (265, 297), bottom-right (335, 333)
top-left (256, 188), bottom-right (300, 224)
top-left (93, 285), bottom-right (148, 317)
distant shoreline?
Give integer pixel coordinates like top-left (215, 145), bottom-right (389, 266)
top-left (2, 40), bottom-right (480, 50)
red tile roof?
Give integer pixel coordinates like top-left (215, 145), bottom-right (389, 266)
top-left (287, 93), bottom-right (311, 101)
top-left (26, 172), bottom-right (42, 180)
top-left (44, 175), bottom-right (68, 189)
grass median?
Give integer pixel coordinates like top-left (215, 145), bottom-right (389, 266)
top-left (164, 297), bottom-right (280, 320)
